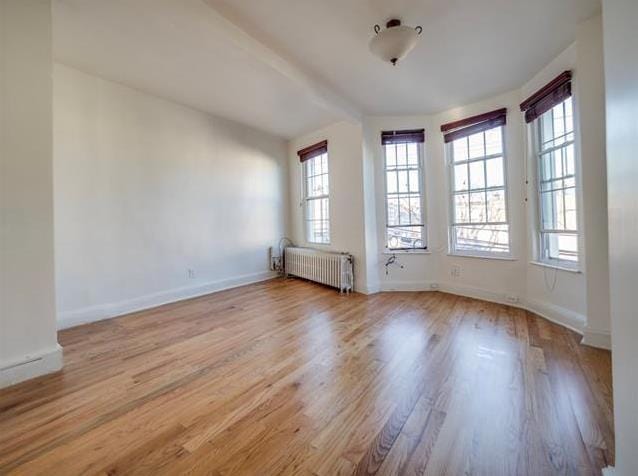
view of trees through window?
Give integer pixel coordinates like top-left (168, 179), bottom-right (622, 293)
top-left (449, 126), bottom-right (510, 255)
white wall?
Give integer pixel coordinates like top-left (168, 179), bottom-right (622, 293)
top-left (363, 114), bottom-right (440, 292)
top-left (54, 64), bottom-right (289, 328)
top-left (577, 16), bottom-right (610, 348)
top-left (0, 0), bottom-right (62, 388)
top-left (521, 44), bottom-right (589, 332)
top-left (360, 87), bottom-right (586, 329)
top-left (521, 16), bottom-right (610, 345)
top-left (602, 0), bottom-right (638, 473)
top-left (432, 91), bottom-right (527, 302)
top-left (363, 101), bottom-right (525, 299)
top-left (289, 16), bottom-right (609, 346)
top-left (288, 121), bottom-right (368, 292)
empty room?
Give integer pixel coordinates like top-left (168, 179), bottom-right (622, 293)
top-left (1, 0), bottom-right (637, 475)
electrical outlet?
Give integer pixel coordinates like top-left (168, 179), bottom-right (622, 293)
top-left (187, 268), bottom-right (196, 279)
top-left (451, 265), bottom-right (461, 279)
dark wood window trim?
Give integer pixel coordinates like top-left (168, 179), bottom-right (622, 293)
top-left (520, 71), bottom-right (572, 123)
top-left (440, 108), bottom-right (507, 143)
top-left (381, 129), bottom-right (425, 145)
top-left (297, 140), bottom-right (328, 162)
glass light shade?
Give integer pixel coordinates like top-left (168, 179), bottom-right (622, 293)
top-left (369, 25), bottom-right (420, 65)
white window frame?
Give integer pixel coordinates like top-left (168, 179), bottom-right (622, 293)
top-left (447, 126), bottom-right (512, 259)
top-left (531, 97), bottom-right (580, 268)
top-left (302, 152), bottom-right (330, 245)
top-left (383, 141), bottom-right (427, 251)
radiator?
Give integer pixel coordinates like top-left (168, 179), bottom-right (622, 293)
top-left (284, 247), bottom-right (353, 293)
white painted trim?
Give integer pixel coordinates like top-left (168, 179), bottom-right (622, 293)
top-left (529, 260), bottom-right (582, 274)
top-left (446, 253), bottom-right (516, 262)
top-left (57, 271), bottom-right (277, 330)
top-left (0, 344), bottom-right (63, 389)
top-left (359, 281), bottom-right (381, 295)
top-left (380, 280), bottom-right (438, 292)
top-left (374, 280), bottom-right (587, 337)
top-left (522, 296), bottom-right (585, 335)
top-left (382, 250), bottom-right (431, 255)
top-left (581, 326), bottom-right (612, 350)
top-left (439, 282), bottom-right (514, 306)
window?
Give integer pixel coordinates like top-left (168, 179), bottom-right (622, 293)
top-left (298, 141), bottom-right (329, 244)
top-left (382, 129), bottom-right (426, 250)
top-left (520, 71), bottom-right (578, 266)
top-left (535, 97), bottom-right (578, 264)
top-left (443, 109), bottom-right (510, 256)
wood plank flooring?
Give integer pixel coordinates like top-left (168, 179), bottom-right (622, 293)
top-left (0, 278), bottom-right (614, 475)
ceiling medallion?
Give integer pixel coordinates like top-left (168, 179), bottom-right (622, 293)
top-left (369, 19), bottom-right (422, 66)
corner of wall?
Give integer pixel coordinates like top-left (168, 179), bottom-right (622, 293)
top-left (0, 345), bottom-right (63, 389)
top-left (581, 326), bottom-right (612, 350)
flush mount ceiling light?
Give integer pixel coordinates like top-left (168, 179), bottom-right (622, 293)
top-left (369, 19), bottom-right (422, 66)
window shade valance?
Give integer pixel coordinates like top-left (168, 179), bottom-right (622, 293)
top-left (440, 108), bottom-right (507, 143)
top-left (381, 129), bottom-right (425, 145)
top-left (297, 140), bottom-right (328, 162)
top-left (520, 71), bottom-right (572, 123)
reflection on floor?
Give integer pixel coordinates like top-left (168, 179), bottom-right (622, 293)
top-left (0, 278), bottom-right (614, 475)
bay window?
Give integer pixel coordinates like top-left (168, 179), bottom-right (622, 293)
top-left (442, 109), bottom-right (510, 257)
top-left (521, 71), bottom-right (579, 266)
top-left (381, 129), bottom-right (426, 250)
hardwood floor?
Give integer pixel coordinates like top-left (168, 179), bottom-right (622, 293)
top-left (0, 278), bottom-right (614, 475)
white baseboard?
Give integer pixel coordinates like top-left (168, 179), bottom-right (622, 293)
top-left (439, 282), bottom-right (513, 306)
top-left (602, 467), bottom-right (615, 476)
top-left (581, 326), bottom-right (612, 350)
top-left (521, 297), bottom-right (585, 336)
top-left (57, 271), bottom-right (277, 330)
top-left (380, 280), bottom-right (437, 292)
top-left (359, 283), bottom-right (380, 294)
top-left (375, 280), bottom-right (588, 339)
top-left (0, 344), bottom-right (63, 389)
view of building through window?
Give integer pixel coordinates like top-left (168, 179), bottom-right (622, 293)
top-left (384, 142), bottom-right (426, 250)
top-left (449, 126), bottom-right (510, 255)
top-left (536, 97), bottom-right (578, 264)
top-left (304, 153), bottom-right (330, 244)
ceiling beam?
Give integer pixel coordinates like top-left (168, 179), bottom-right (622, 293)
top-left (202, 0), bottom-right (362, 124)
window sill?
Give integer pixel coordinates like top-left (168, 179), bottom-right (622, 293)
top-left (383, 250), bottom-right (431, 255)
top-left (529, 260), bottom-right (581, 274)
top-left (447, 252), bottom-right (517, 262)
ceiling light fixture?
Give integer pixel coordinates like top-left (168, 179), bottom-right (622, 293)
top-left (369, 19), bottom-right (422, 66)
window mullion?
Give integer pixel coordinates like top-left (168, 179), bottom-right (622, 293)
top-left (448, 128), bottom-right (509, 255)
top-left (467, 135), bottom-right (472, 224)
top-left (384, 142), bottom-right (425, 250)
top-left (483, 151), bottom-right (488, 222)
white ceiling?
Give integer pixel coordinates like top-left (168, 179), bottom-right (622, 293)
top-left (54, 0), bottom-right (601, 139)
top-left (53, 0), bottom-right (355, 139)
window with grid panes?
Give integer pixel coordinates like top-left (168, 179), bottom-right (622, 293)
top-left (448, 126), bottom-right (510, 256)
top-left (303, 152), bottom-right (330, 244)
top-left (384, 141), bottom-right (426, 250)
top-left (535, 97), bottom-right (578, 265)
